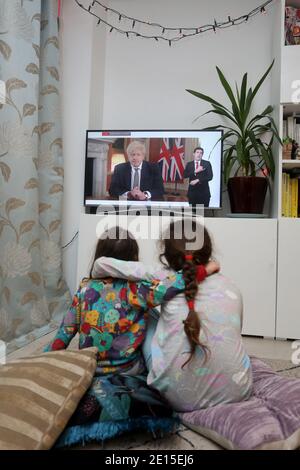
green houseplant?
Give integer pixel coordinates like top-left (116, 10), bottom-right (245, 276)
top-left (186, 60), bottom-right (282, 214)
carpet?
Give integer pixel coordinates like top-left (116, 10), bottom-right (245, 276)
top-left (260, 357), bottom-right (300, 378)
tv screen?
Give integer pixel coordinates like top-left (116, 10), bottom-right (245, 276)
top-left (84, 130), bottom-right (223, 210)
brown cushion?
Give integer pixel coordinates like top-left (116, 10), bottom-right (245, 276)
top-left (0, 347), bottom-right (98, 450)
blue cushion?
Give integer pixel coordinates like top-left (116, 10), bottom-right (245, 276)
top-left (55, 416), bottom-right (178, 448)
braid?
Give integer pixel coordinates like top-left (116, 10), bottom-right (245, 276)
top-left (181, 257), bottom-right (208, 369)
top-left (160, 220), bottom-right (213, 368)
top-left (183, 258), bottom-right (198, 304)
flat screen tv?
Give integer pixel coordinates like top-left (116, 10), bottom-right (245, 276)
top-left (84, 130), bottom-right (223, 211)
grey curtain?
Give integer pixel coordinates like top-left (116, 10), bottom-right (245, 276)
top-left (0, 0), bottom-right (71, 353)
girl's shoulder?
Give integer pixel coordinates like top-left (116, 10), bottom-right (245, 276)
top-left (78, 277), bottom-right (128, 291)
top-left (204, 272), bottom-right (242, 297)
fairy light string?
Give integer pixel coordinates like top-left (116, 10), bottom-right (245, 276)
top-left (75, 0), bottom-right (275, 45)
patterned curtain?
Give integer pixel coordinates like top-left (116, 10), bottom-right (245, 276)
top-left (0, 0), bottom-right (71, 354)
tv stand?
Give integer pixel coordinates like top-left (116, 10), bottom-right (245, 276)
top-left (76, 213), bottom-right (277, 338)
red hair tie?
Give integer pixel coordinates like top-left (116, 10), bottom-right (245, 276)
top-left (196, 265), bottom-right (207, 283)
top-left (184, 254), bottom-right (203, 311)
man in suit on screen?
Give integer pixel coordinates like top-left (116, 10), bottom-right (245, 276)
top-left (109, 141), bottom-right (164, 201)
top-left (183, 147), bottom-right (213, 207)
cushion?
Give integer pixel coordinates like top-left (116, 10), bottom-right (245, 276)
top-left (179, 357), bottom-right (300, 450)
top-left (55, 371), bottom-right (179, 448)
top-left (55, 416), bottom-right (178, 448)
top-left (0, 347), bottom-right (98, 450)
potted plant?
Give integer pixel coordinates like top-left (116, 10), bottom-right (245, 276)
top-left (186, 61), bottom-right (282, 214)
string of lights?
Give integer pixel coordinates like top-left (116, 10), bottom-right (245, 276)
top-left (62, 231), bottom-right (79, 250)
top-left (74, 0), bottom-right (275, 45)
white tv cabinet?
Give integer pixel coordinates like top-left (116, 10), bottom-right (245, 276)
top-left (76, 214), bottom-right (277, 338)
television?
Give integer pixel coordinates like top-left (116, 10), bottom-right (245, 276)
top-left (84, 130), bottom-right (223, 211)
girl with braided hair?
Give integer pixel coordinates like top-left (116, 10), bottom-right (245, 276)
top-left (93, 220), bottom-right (252, 412)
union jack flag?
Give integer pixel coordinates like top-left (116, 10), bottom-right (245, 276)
top-left (158, 138), bottom-right (172, 182)
top-left (169, 138), bottom-right (185, 182)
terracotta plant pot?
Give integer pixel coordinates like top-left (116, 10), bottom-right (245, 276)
top-left (227, 176), bottom-right (268, 214)
top-left (283, 143), bottom-right (293, 160)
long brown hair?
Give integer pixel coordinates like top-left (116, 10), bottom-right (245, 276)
top-left (89, 226), bottom-right (139, 278)
top-left (160, 219), bottom-right (212, 368)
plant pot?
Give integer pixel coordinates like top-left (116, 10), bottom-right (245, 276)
top-left (283, 143), bottom-right (293, 160)
top-left (227, 176), bottom-right (268, 214)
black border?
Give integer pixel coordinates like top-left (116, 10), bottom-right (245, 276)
top-left (0, 450), bottom-right (298, 463)
top-left (84, 129), bottom-right (224, 211)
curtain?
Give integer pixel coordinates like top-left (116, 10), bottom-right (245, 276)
top-left (0, 0), bottom-right (71, 354)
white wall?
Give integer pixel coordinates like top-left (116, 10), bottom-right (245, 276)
top-left (101, 0), bottom-right (276, 218)
top-left (60, 0), bottom-right (99, 294)
top-left (61, 0), bottom-right (276, 293)
top-left (102, 0), bottom-right (274, 129)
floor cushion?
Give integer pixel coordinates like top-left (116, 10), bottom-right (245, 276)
top-left (0, 347), bottom-right (98, 450)
top-left (55, 416), bottom-right (178, 448)
top-left (55, 372), bottom-right (179, 448)
top-left (179, 357), bottom-right (300, 450)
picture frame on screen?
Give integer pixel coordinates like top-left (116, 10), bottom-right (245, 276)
top-left (84, 130), bottom-right (223, 213)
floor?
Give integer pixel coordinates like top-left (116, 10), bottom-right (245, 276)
top-left (242, 335), bottom-right (295, 361)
